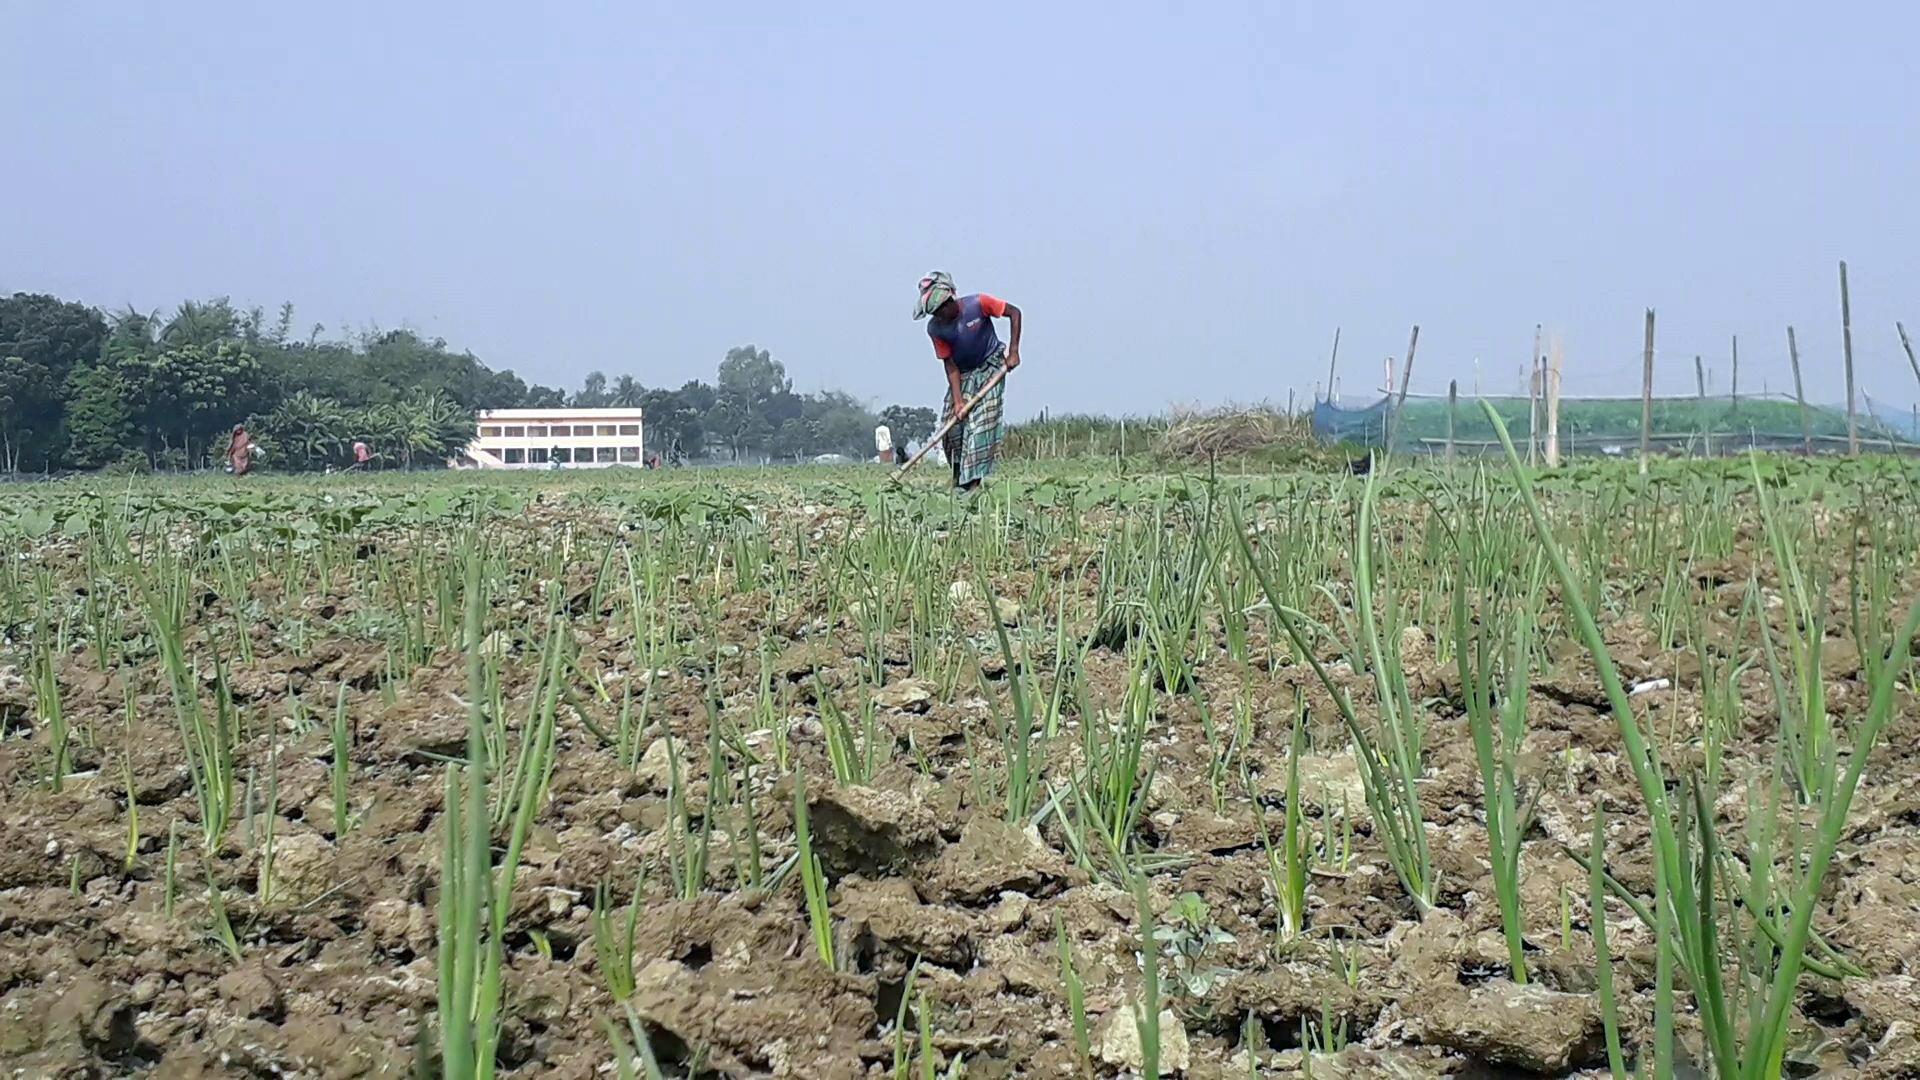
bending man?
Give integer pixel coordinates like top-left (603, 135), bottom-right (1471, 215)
top-left (913, 271), bottom-right (1022, 490)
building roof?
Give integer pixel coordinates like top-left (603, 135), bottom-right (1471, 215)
top-left (476, 407), bottom-right (646, 420)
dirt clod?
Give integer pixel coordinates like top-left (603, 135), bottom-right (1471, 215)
top-left (874, 678), bottom-right (936, 712)
top-left (628, 957), bottom-right (876, 1079)
top-left (216, 962), bottom-right (285, 1021)
top-left (838, 877), bottom-right (974, 965)
top-left (806, 783), bottom-right (940, 877)
top-left (1419, 981), bottom-right (1605, 1074)
top-left (926, 817), bottom-right (1070, 903)
top-left (1097, 1005), bottom-right (1191, 1074)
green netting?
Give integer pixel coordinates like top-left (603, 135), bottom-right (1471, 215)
top-left (1315, 393), bottom-right (1917, 453)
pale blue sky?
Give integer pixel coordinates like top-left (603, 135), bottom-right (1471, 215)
top-left (4, 3), bottom-right (1917, 418)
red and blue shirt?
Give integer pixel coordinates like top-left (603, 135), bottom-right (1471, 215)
top-left (927, 294), bottom-right (1008, 372)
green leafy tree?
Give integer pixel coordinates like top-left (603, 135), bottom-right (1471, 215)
top-left (0, 294), bottom-right (108, 471)
top-left (766, 415), bottom-right (816, 461)
top-left (637, 383), bottom-right (710, 462)
top-left (62, 362), bottom-right (135, 469)
top-left (880, 404), bottom-right (938, 447)
top-left (1, 289), bottom-right (912, 472)
top-left (472, 368), bottom-right (529, 410)
top-left (68, 311), bottom-right (266, 467)
top-left (573, 371), bottom-right (611, 407)
top-left (610, 374), bottom-right (644, 407)
top-left (803, 390), bottom-right (883, 458)
top-left (759, 391), bottom-right (882, 461)
top-left (269, 302), bottom-right (295, 345)
top-left (522, 384), bottom-right (568, 407)
top-left (256, 339), bottom-right (363, 402)
top-left (713, 346), bottom-right (800, 459)
top-left (114, 342), bottom-right (265, 465)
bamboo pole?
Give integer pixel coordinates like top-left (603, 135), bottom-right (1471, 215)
top-left (1528, 325), bottom-right (1542, 465)
top-left (1899, 321), bottom-right (1919, 390)
top-left (1695, 355), bottom-right (1710, 457)
top-left (1788, 326), bottom-right (1811, 454)
top-left (1446, 380), bottom-right (1458, 469)
top-left (1324, 328), bottom-right (1341, 403)
top-left (1730, 334), bottom-right (1740, 418)
top-left (1640, 309), bottom-right (1655, 474)
top-left (1544, 335), bottom-right (1564, 467)
top-left (1388, 325), bottom-right (1419, 457)
top-left (1841, 261), bottom-right (1859, 455)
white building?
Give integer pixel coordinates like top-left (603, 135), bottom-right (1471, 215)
top-left (456, 408), bottom-right (647, 469)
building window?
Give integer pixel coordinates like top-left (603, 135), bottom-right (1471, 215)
top-left (551, 448), bottom-right (572, 464)
top-left (529, 448), bottom-right (549, 464)
top-left (596, 424), bottom-right (617, 436)
top-left (620, 446), bottom-right (641, 462)
top-left (481, 426), bottom-right (502, 437)
top-left (503, 448), bottom-right (526, 464)
top-left (503, 426), bottom-right (525, 438)
top-left (618, 424), bottom-right (640, 436)
top-left (527, 425), bottom-right (548, 437)
top-left (577, 446), bottom-right (595, 460)
top-left (549, 425), bottom-right (571, 437)
top-left (596, 447), bottom-right (617, 463)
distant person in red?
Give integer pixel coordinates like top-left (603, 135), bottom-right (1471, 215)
top-left (353, 440), bottom-right (372, 466)
top-left (228, 425), bottom-right (255, 476)
top-left (914, 271), bottom-right (1021, 490)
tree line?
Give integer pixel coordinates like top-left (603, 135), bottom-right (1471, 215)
top-left (1, 292), bottom-right (936, 473)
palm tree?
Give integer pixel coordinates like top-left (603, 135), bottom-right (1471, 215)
top-left (107, 307), bottom-right (162, 354)
top-left (574, 371), bottom-right (610, 407)
top-left (162, 300), bottom-right (237, 349)
top-left (610, 375), bottom-right (644, 407)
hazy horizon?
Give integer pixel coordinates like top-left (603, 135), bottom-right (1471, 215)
top-left (5, 3), bottom-right (1917, 420)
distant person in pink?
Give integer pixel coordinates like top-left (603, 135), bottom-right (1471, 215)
top-left (228, 425), bottom-right (255, 476)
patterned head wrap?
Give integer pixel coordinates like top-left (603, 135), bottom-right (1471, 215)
top-left (913, 271), bottom-right (955, 320)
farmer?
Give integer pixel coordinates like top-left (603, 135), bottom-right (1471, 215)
top-left (228, 424), bottom-right (256, 476)
top-left (352, 440), bottom-right (372, 467)
top-left (914, 271), bottom-right (1021, 490)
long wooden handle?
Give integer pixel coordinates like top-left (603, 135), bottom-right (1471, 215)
top-left (889, 366), bottom-right (1010, 483)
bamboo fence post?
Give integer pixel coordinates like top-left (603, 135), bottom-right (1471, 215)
top-left (1544, 335), bottom-right (1564, 467)
top-left (1788, 326), bottom-right (1811, 454)
top-left (1640, 309), bottom-right (1655, 474)
top-left (1730, 334), bottom-right (1740, 418)
top-left (1841, 261), bottom-right (1859, 455)
top-left (1528, 325), bottom-right (1542, 465)
top-left (1388, 325), bottom-right (1419, 457)
top-left (1695, 355), bottom-right (1710, 457)
top-left (1324, 327), bottom-right (1341, 403)
top-left (1446, 379), bottom-right (1458, 469)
